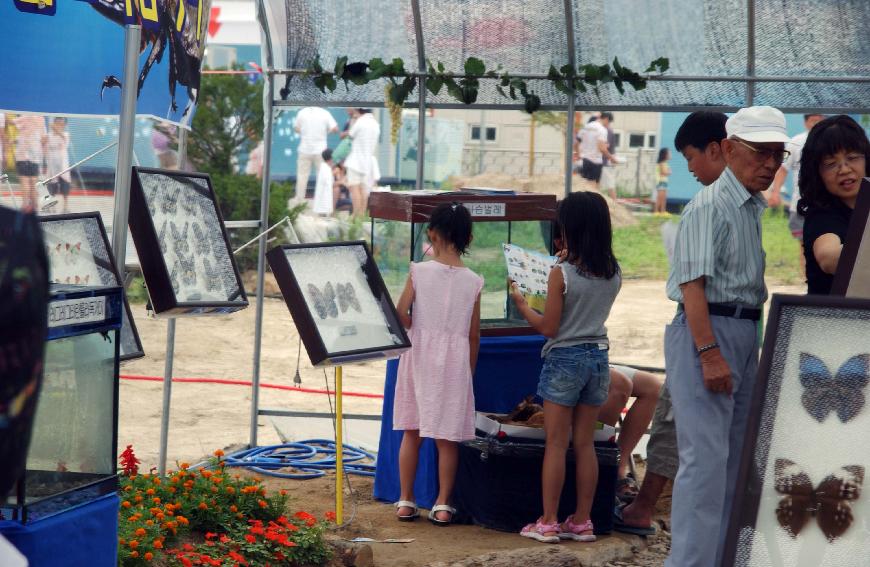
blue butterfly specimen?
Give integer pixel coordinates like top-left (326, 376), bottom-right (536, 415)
top-left (799, 353), bottom-right (869, 423)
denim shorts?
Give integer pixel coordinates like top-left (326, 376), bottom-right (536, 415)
top-left (537, 344), bottom-right (610, 407)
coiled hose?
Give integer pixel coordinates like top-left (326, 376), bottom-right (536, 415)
top-left (221, 440), bottom-right (376, 479)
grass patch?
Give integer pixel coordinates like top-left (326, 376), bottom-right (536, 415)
top-left (614, 210), bottom-right (802, 285)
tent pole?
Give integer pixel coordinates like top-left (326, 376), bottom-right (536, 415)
top-left (110, 24), bottom-right (141, 277)
top-left (250, 73), bottom-right (274, 448)
top-left (746, 0), bottom-right (756, 105)
top-left (563, 0), bottom-right (576, 198)
top-left (410, 0), bottom-right (427, 190)
top-left (157, 319), bottom-right (176, 476)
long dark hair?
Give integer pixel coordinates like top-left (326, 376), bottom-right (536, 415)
top-left (797, 115), bottom-right (870, 216)
top-left (428, 202), bottom-right (473, 255)
top-left (558, 192), bottom-right (619, 279)
top-left (657, 147), bottom-right (670, 163)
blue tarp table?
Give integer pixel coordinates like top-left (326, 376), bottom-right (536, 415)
top-left (0, 493), bottom-right (119, 567)
top-left (374, 334), bottom-right (546, 508)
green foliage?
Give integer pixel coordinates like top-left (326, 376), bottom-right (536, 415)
top-left (189, 67), bottom-right (264, 175)
top-left (304, 55), bottom-right (670, 114)
top-left (117, 452), bottom-right (333, 566)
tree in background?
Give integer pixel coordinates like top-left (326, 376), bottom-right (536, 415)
top-left (188, 67), bottom-right (264, 176)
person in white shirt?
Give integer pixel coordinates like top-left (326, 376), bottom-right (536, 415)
top-left (768, 113), bottom-right (824, 274)
top-left (12, 114), bottom-right (46, 212)
top-left (293, 107), bottom-right (338, 202)
top-left (245, 139), bottom-right (264, 179)
top-left (577, 113), bottom-right (619, 187)
top-left (312, 148), bottom-right (335, 216)
top-left (45, 117), bottom-right (72, 213)
top-left (343, 109), bottom-right (380, 218)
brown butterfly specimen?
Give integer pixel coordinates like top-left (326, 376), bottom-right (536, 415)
top-left (774, 458), bottom-right (864, 542)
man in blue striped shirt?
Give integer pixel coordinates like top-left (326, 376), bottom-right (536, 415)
top-left (664, 106), bottom-right (790, 567)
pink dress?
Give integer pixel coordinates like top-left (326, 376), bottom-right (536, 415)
top-left (393, 261), bottom-right (484, 441)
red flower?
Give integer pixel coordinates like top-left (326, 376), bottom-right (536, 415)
top-left (205, 532), bottom-right (217, 540)
top-left (183, 543), bottom-right (194, 552)
top-left (228, 550), bottom-right (248, 565)
top-left (219, 535), bottom-right (230, 543)
top-left (294, 511), bottom-right (316, 526)
top-left (325, 511), bottom-right (337, 522)
top-left (119, 445), bottom-right (141, 476)
top-left (180, 557), bottom-right (192, 567)
top-left (244, 534), bottom-right (256, 543)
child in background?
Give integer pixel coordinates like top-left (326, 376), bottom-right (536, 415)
top-left (511, 191), bottom-right (622, 543)
top-left (653, 148), bottom-right (671, 215)
top-left (12, 115), bottom-right (46, 211)
top-left (45, 117), bottom-right (72, 213)
top-left (393, 202), bottom-right (483, 526)
top-left (312, 148), bottom-right (334, 216)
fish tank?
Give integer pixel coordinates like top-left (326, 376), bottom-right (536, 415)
top-left (369, 191), bottom-right (557, 336)
top-left (1, 285), bottom-right (122, 523)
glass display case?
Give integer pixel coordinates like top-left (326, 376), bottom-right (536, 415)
top-left (2, 285), bottom-right (122, 523)
top-left (369, 191), bottom-right (557, 336)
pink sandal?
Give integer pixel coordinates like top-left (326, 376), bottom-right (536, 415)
top-left (559, 515), bottom-right (596, 542)
top-left (520, 518), bottom-right (561, 543)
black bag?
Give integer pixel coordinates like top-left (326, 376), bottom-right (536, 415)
top-left (453, 436), bottom-right (619, 534)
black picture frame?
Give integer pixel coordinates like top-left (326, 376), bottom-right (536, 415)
top-left (267, 241), bottom-right (411, 367)
top-left (128, 166), bottom-right (248, 316)
top-left (39, 212), bottom-right (144, 361)
top-left (722, 293), bottom-right (870, 566)
top-left (831, 178), bottom-right (870, 297)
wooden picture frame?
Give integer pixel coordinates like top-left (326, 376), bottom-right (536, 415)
top-left (267, 241), bottom-right (411, 367)
top-left (39, 212), bottom-right (144, 361)
top-left (128, 167), bottom-right (248, 317)
top-left (831, 178), bottom-right (870, 297)
top-left (722, 294), bottom-right (870, 567)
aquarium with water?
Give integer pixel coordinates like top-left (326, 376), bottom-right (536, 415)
top-left (369, 191), bottom-right (557, 335)
top-left (2, 285), bottom-right (122, 523)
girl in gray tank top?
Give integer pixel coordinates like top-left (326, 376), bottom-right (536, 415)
top-left (510, 191), bottom-right (621, 544)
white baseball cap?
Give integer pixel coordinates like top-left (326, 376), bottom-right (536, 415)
top-left (726, 106), bottom-right (790, 143)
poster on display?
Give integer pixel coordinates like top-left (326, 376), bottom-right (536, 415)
top-left (503, 243), bottom-right (556, 312)
top-left (128, 167), bottom-right (248, 316)
top-left (832, 179), bottom-right (870, 298)
top-left (39, 212), bottom-right (144, 360)
top-left (267, 242), bottom-right (411, 367)
top-left (1, 0), bottom-right (211, 126)
top-left (722, 294), bottom-right (870, 567)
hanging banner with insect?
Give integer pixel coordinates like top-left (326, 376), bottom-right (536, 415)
top-left (1, 0), bottom-right (211, 127)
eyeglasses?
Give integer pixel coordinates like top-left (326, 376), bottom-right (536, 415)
top-left (731, 138), bottom-right (791, 163)
top-left (821, 153), bottom-right (866, 174)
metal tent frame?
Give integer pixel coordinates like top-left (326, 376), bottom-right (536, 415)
top-left (246, 0), bottom-right (870, 446)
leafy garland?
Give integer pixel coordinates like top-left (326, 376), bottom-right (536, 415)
top-left (301, 56), bottom-right (670, 115)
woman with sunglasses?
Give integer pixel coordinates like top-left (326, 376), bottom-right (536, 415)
top-left (797, 115), bottom-right (870, 294)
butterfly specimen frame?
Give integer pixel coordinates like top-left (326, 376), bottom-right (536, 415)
top-left (267, 241), bottom-right (411, 367)
top-left (722, 294), bottom-right (870, 567)
top-left (128, 167), bottom-right (248, 316)
top-left (39, 212), bottom-right (144, 361)
top-left (831, 178), bottom-right (870, 298)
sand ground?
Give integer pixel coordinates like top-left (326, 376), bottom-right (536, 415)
top-left (119, 280), bottom-right (803, 469)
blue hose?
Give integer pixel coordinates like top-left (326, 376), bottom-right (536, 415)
top-left (221, 440), bottom-right (377, 479)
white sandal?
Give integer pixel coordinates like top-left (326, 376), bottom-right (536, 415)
top-left (395, 500), bottom-right (419, 521)
top-left (428, 504), bottom-right (456, 526)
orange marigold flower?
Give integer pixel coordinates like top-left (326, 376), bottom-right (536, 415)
top-left (237, 513), bottom-right (244, 520)
top-left (129, 540), bottom-right (139, 549)
top-left (168, 487), bottom-right (177, 494)
top-left (198, 502), bottom-right (208, 510)
top-left (130, 551), bottom-right (139, 558)
top-left (226, 487), bottom-right (236, 495)
top-left (134, 495), bottom-right (143, 503)
top-left (145, 488), bottom-right (155, 496)
top-left (180, 462), bottom-right (190, 470)
top-left (177, 515), bottom-right (189, 525)
top-left (153, 478), bottom-right (161, 485)
top-left (258, 500), bottom-right (268, 508)
top-left (135, 528), bottom-right (146, 537)
top-left (201, 470), bottom-right (213, 479)
top-left (152, 497), bottom-right (161, 505)
top-left (153, 539), bottom-right (163, 549)
top-left (211, 487), bottom-right (218, 494)
top-left (156, 513), bottom-right (165, 521)
top-left (279, 490), bottom-right (288, 496)
top-left (119, 538), bottom-right (126, 545)
top-left (122, 501), bottom-right (132, 508)
top-left (214, 449), bottom-right (225, 458)
top-left (144, 552), bottom-right (153, 561)
top-left (230, 505), bottom-right (238, 513)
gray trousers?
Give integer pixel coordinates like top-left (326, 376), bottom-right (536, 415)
top-left (664, 312), bottom-right (758, 567)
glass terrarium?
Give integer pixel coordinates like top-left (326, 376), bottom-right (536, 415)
top-left (2, 285), bottom-right (122, 523)
top-left (369, 191), bottom-right (557, 335)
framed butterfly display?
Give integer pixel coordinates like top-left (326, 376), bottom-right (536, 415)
top-left (39, 212), bottom-right (144, 361)
top-left (723, 294), bottom-right (870, 567)
top-left (267, 241), bottom-right (411, 367)
top-left (128, 167), bottom-right (248, 316)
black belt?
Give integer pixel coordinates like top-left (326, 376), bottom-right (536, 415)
top-left (677, 303), bottom-right (761, 321)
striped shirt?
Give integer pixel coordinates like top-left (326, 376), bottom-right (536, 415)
top-left (666, 167), bottom-right (768, 306)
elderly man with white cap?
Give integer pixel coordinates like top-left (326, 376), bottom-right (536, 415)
top-left (664, 106), bottom-right (790, 567)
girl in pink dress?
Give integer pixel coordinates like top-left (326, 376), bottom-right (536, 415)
top-left (392, 202), bottom-right (483, 526)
